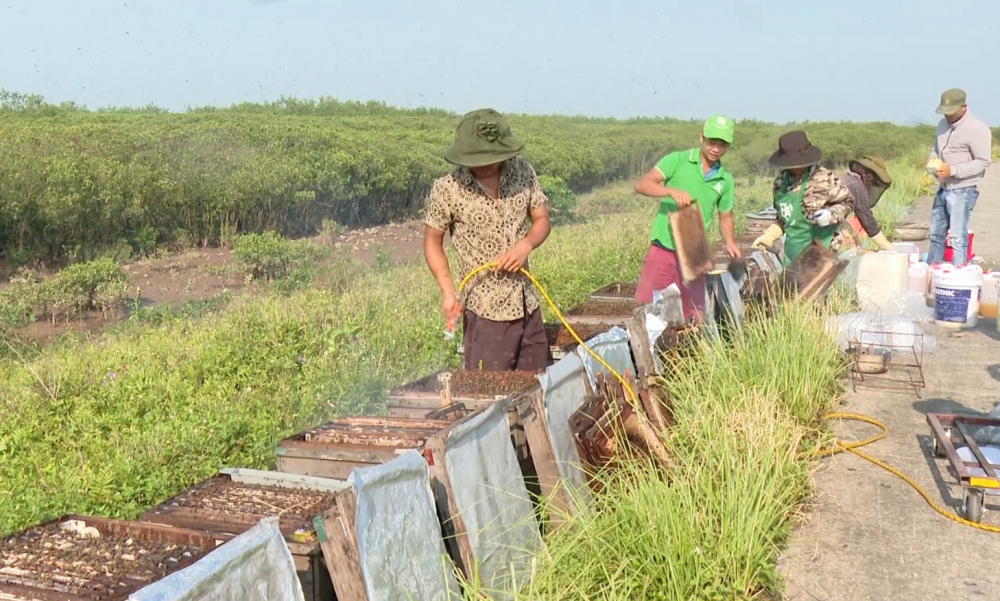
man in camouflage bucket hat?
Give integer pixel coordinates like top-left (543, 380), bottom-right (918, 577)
top-left (839, 155), bottom-right (895, 252)
top-left (423, 108), bottom-right (552, 371)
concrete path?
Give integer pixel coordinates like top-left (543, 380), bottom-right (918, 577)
top-left (778, 165), bottom-right (1000, 600)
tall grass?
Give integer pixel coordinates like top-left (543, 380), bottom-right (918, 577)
top-left (874, 152), bottom-right (932, 239)
top-left (501, 300), bottom-right (844, 600)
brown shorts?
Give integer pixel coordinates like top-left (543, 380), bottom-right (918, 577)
top-left (462, 306), bottom-right (549, 372)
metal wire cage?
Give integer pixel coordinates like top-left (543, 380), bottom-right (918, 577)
top-left (844, 302), bottom-right (927, 398)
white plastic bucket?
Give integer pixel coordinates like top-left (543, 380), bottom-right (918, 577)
top-left (980, 271), bottom-right (999, 320)
top-left (934, 269), bottom-right (983, 328)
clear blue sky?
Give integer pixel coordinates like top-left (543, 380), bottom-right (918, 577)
top-left (2, 0), bottom-right (998, 125)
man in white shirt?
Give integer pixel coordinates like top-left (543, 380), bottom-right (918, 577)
top-left (926, 88), bottom-right (993, 266)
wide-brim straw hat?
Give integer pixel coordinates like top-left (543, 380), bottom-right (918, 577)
top-left (849, 155), bottom-right (892, 186)
top-left (768, 130), bottom-right (822, 169)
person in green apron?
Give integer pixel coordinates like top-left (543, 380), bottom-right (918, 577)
top-left (752, 131), bottom-right (854, 264)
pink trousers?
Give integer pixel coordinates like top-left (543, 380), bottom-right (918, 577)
top-left (634, 245), bottom-right (706, 320)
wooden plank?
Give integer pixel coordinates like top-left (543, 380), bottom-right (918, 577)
top-left (625, 306), bottom-right (656, 379)
top-left (310, 416), bottom-right (452, 429)
top-left (277, 456), bottom-right (371, 480)
top-left (386, 404), bottom-right (438, 419)
top-left (316, 489), bottom-right (368, 601)
top-left (423, 427), bottom-right (476, 579)
top-left (386, 397), bottom-right (496, 419)
top-left (563, 315), bottom-right (629, 327)
top-left (220, 467), bottom-right (350, 492)
top-left (277, 442), bottom-right (406, 464)
top-left (513, 386), bottom-right (570, 526)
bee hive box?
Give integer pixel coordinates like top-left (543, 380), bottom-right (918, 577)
top-left (139, 468), bottom-right (349, 601)
top-left (0, 515), bottom-right (222, 601)
top-left (275, 416), bottom-right (453, 479)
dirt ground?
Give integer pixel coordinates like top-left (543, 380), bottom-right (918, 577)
top-left (3, 220), bottom-right (432, 343)
top-left (779, 167), bottom-right (1000, 600)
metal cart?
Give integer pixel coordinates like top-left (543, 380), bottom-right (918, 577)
top-left (927, 412), bottom-right (1000, 523)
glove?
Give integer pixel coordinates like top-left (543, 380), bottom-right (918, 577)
top-left (871, 231), bottom-right (894, 252)
top-left (752, 223), bottom-right (783, 251)
top-left (811, 209), bottom-right (833, 227)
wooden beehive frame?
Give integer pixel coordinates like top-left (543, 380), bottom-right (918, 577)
top-left (669, 202), bottom-right (714, 282)
top-left (0, 515), bottom-right (222, 601)
top-left (275, 416), bottom-right (453, 479)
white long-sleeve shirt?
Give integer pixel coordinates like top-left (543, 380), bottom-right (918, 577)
top-left (929, 109), bottom-right (993, 190)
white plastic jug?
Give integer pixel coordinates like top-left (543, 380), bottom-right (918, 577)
top-left (930, 263), bottom-right (955, 296)
top-left (892, 242), bottom-right (919, 256)
top-left (981, 271), bottom-right (999, 320)
top-left (856, 252), bottom-right (909, 304)
top-left (995, 278), bottom-right (1000, 335)
top-left (908, 262), bottom-right (929, 294)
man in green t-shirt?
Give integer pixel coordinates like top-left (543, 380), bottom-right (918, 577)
top-left (633, 115), bottom-right (741, 318)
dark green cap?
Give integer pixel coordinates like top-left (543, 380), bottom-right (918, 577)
top-left (443, 108), bottom-right (524, 168)
top-left (935, 88), bottom-right (966, 116)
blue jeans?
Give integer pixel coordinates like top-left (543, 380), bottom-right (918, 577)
top-left (927, 186), bottom-right (978, 267)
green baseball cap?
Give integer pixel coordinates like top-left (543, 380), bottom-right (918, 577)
top-left (703, 114), bottom-right (734, 144)
top-left (935, 88), bottom-right (966, 116)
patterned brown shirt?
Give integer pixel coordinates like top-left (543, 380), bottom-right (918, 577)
top-left (424, 157), bottom-right (548, 322)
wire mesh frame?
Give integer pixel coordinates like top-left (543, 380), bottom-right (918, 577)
top-left (844, 301), bottom-right (927, 397)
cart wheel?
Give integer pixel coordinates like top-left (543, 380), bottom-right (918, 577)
top-left (933, 428), bottom-right (952, 458)
top-left (963, 489), bottom-right (985, 523)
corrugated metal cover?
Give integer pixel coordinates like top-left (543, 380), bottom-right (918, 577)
top-left (350, 451), bottom-right (461, 601)
top-left (538, 352), bottom-right (592, 511)
top-left (444, 402), bottom-right (543, 599)
top-left (576, 326), bottom-right (635, 390)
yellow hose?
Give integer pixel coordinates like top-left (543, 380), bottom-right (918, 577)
top-left (819, 412), bottom-right (1000, 533)
top-left (457, 262), bottom-right (996, 532)
top-left (457, 262), bottom-right (638, 405)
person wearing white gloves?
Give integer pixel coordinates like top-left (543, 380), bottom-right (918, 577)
top-left (752, 131), bottom-right (854, 264)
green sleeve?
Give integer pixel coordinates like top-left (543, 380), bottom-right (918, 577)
top-left (718, 175), bottom-right (735, 213)
top-left (653, 152), bottom-right (681, 183)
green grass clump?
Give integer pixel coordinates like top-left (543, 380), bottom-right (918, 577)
top-left (508, 300), bottom-right (844, 600)
top-left (874, 152), bottom-right (932, 240)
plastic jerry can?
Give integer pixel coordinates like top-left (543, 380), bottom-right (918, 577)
top-left (980, 271), bottom-right (999, 319)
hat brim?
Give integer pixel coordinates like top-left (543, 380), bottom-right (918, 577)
top-left (935, 103), bottom-right (962, 116)
top-left (443, 142), bottom-right (523, 168)
top-left (702, 129), bottom-right (733, 144)
top-left (850, 159), bottom-right (892, 186)
top-left (768, 145), bottom-right (822, 169)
